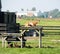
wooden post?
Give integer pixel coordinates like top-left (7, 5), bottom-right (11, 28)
top-left (2, 37), bottom-right (4, 48)
top-left (39, 29), bottom-right (42, 48)
top-left (21, 36), bottom-right (23, 48)
top-left (21, 30), bottom-right (23, 48)
top-left (4, 37), bottom-right (7, 48)
top-left (35, 29), bottom-right (42, 48)
top-left (5, 40), bottom-right (7, 48)
top-left (20, 30), bottom-right (26, 48)
top-left (39, 30), bottom-right (40, 48)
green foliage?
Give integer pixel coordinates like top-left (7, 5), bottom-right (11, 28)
top-left (37, 9), bottom-right (60, 18)
top-left (49, 9), bottom-right (60, 18)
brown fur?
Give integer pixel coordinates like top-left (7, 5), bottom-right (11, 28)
top-left (25, 20), bottom-right (40, 27)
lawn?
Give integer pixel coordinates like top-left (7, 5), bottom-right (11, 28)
top-left (0, 48), bottom-right (60, 54)
top-left (16, 18), bottom-right (60, 26)
top-left (0, 18), bottom-right (60, 54)
top-left (0, 35), bottom-right (60, 54)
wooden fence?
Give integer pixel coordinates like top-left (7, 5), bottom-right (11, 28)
top-left (1, 26), bottom-right (60, 48)
top-left (42, 26), bottom-right (60, 35)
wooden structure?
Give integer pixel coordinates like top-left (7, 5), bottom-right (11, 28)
top-left (20, 26), bottom-right (43, 48)
top-left (0, 0), bottom-right (23, 48)
top-left (1, 33), bottom-right (22, 48)
top-left (42, 26), bottom-right (60, 30)
top-left (0, 11), bottom-right (20, 48)
top-left (1, 26), bottom-right (60, 48)
top-left (42, 26), bottom-right (60, 35)
top-left (1, 26), bottom-right (43, 48)
top-left (0, 12), bottom-right (20, 33)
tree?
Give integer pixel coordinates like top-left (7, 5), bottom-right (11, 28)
top-left (37, 10), bottom-right (42, 17)
top-left (43, 12), bottom-right (49, 18)
top-left (49, 9), bottom-right (59, 18)
top-left (31, 7), bottom-right (36, 11)
top-left (21, 8), bottom-right (24, 11)
top-left (56, 12), bottom-right (60, 18)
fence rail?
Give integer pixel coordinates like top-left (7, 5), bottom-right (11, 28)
top-left (42, 26), bottom-right (60, 30)
top-left (42, 26), bottom-right (60, 35)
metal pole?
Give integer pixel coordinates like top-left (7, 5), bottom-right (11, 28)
top-left (0, 0), bottom-right (2, 11)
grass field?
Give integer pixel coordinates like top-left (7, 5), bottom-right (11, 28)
top-left (16, 18), bottom-right (60, 26)
top-left (0, 48), bottom-right (60, 54)
top-left (0, 36), bottom-right (60, 54)
top-left (0, 18), bottom-right (60, 54)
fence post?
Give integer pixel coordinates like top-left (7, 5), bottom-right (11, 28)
top-left (5, 40), bottom-right (7, 48)
top-left (2, 37), bottom-right (4, 48)
top-left (39, 29), bottom-right (42, 48)
top-left (21, 36), bottom-right (23, 48)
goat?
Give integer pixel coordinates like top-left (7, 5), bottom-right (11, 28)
top-left (25, 19), bottom-right (40, 27)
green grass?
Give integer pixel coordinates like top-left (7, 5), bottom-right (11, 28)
top-left (0, 48), bottom-right (60, 54)
top-left (0, 18), bottom-right (60, 54)
top-left (0, 46), bottom-right (60, 54)
top-left (39, 18), bottom-right (60, 26)
top-left (0, 36), bottom-right (60, 54)
top-left (16, 18), bottom-right (60, 26)
top-left (0, 35), bottom-right (60, 54)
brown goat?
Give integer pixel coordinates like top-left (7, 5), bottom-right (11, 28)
top-left (25, 19), bottom-right (40, 27)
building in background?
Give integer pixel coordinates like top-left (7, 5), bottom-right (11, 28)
top-left (16, 11), bottom-right (38, 18)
